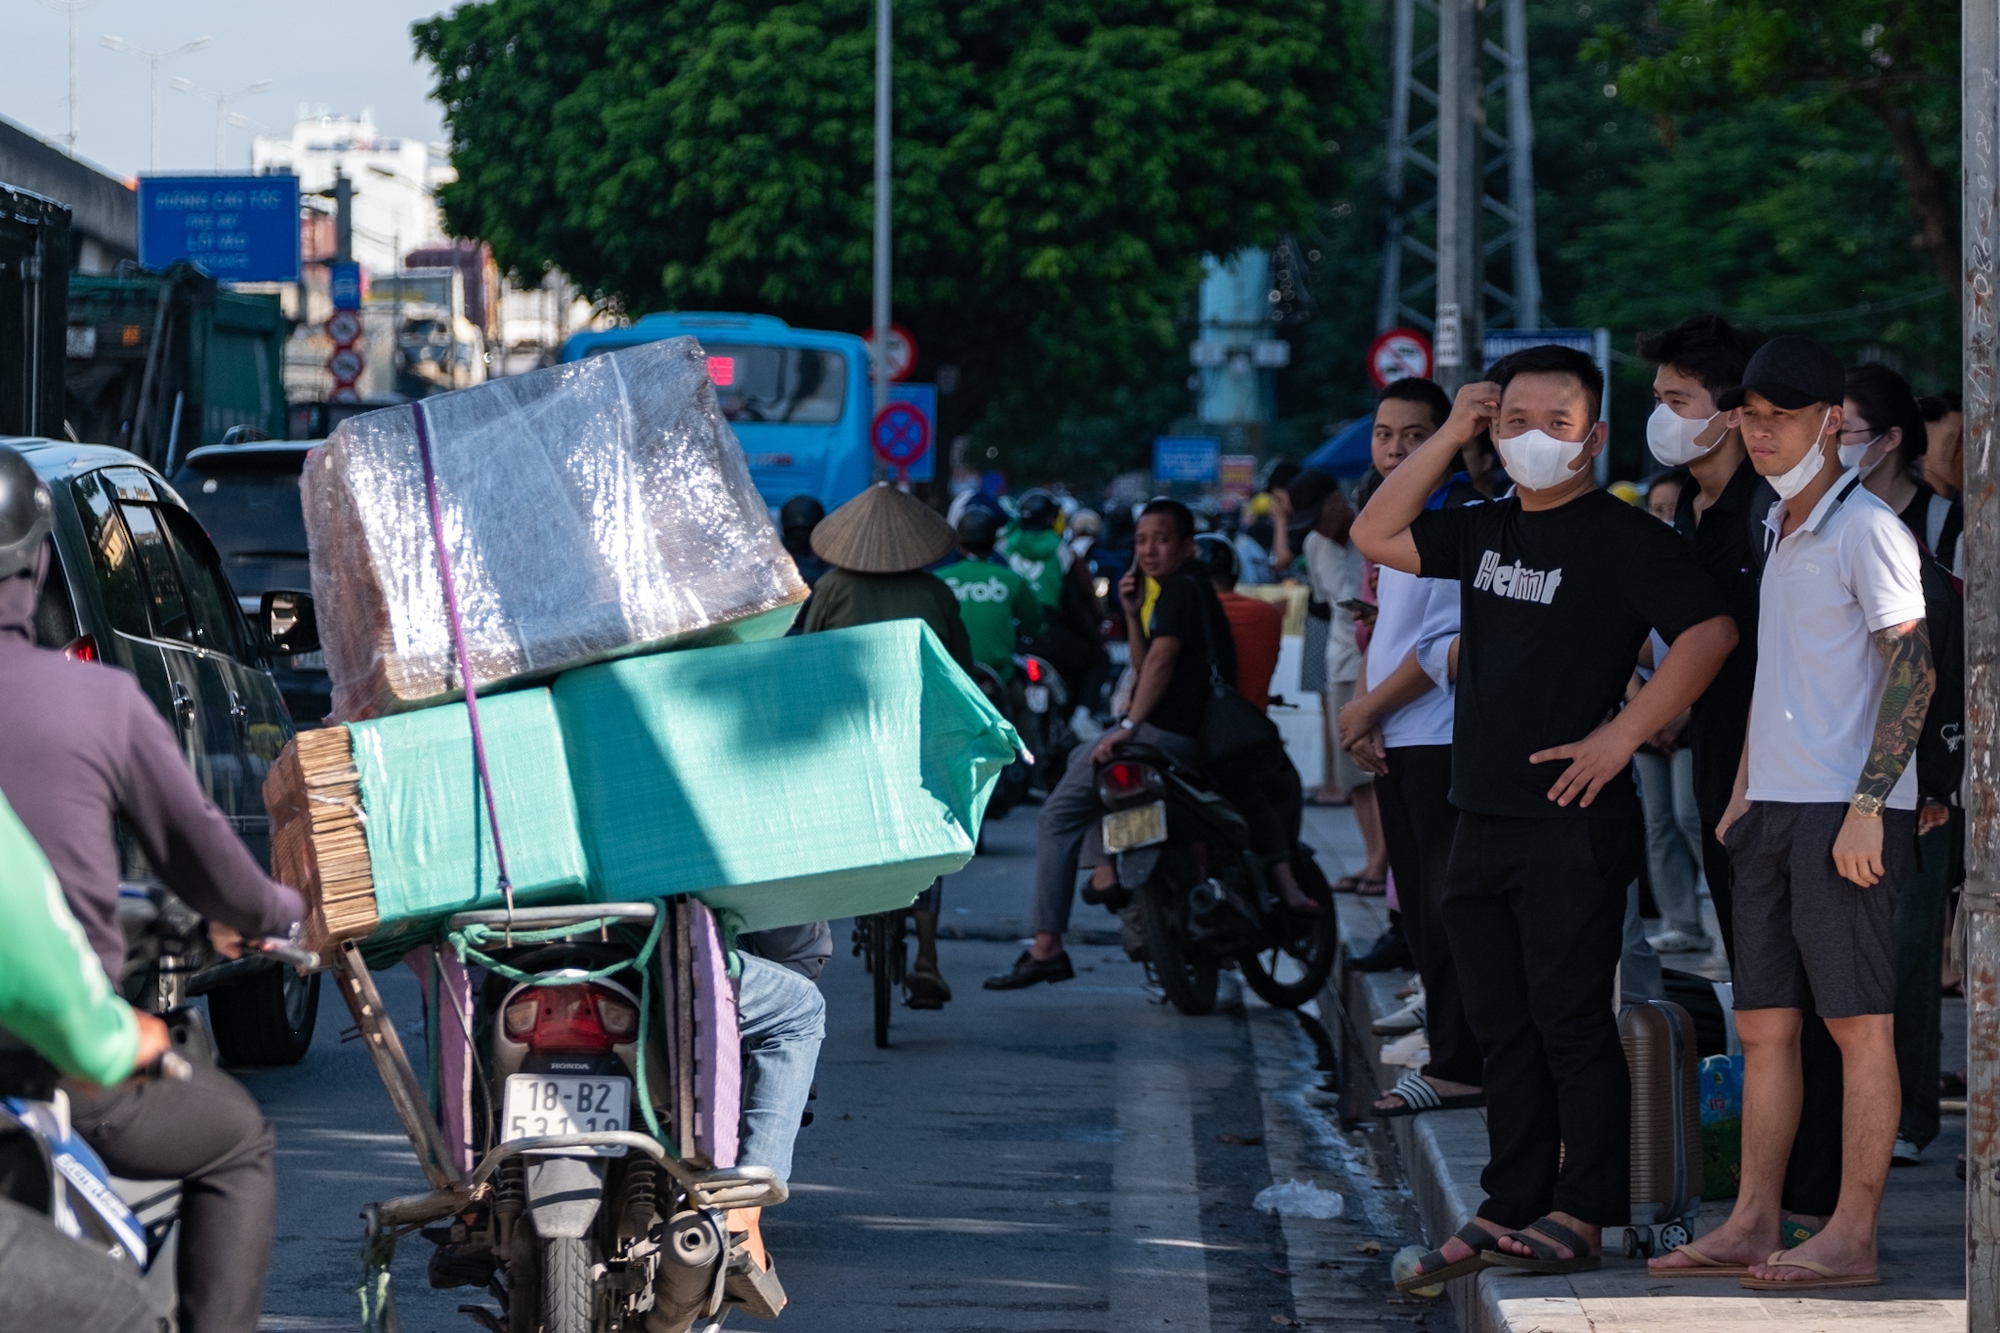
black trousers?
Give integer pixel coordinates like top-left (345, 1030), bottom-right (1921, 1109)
top-left (0, 1195), bottom-right (155, 1333)
top-left (67, 1059), bottom-right (278, 1333)
top-left (1444, 805), bottom-right (1640, 1228)
top-left (1699, 802), bottom-right (1843, 1216)
top-left (1217, 743), bottom-right (1305, 871)
top-left (1374, 745), bottom-right (1481, 1086)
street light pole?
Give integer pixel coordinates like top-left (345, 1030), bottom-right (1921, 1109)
top-left (872, 0), bottom-right (892, 420)
top-left (37, 0), bottom-right (100, 157)
top-left (172, 78), bottom-right (272, 169)
top-left (101, 34), bottom-right (211, 171)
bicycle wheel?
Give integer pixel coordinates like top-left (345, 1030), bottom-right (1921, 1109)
top-left (870, 914), bottom-right (893, 1048)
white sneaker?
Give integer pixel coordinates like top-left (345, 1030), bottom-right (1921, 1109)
top-left (1372, 993), bottom-right (1427, 1035)
top-left (1379, 1030), bottom-right (1430, 1069)
top-left (1647, 928), bottom-right (1715, 954)
top-left (1892, 1136), bottom-right (1923, 1166)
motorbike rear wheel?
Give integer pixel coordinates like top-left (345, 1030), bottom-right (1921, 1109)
top-left (541, 1235), bottom-right (594, 1333)
top-left (1137, 880), bottom-right (1218, 1015)
top-left (1239, 855), bottom-right (1341, 1009)
top-left (868, 913), bottom-right (894, 1048)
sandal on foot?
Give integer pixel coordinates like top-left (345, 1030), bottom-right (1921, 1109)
top-left (1376, 1070), bottom-right (1484, 1118)
top-left (1394, 1222), bottom-right (1503, 1292)
top-left (1648, 1241), bottom-right (1753, 1278)
top-left (1738, 1253), bottom-right (1879, 1291)
top-left (905, 966), bottom-right (952, 1010)
top-left (1487, 1217), bottom-right (1601, 1275)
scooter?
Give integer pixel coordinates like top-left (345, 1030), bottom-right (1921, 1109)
top-left (379, 899), bottom-right (785, 1333)
top-left (1084, 741), bottom-right (1340, 1016)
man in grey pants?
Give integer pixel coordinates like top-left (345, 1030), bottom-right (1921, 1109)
top-left (987, 499), bottom-right (1231, 989)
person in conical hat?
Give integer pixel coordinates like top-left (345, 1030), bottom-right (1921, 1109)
top-left (797, 482), bottom-right (972, 1010)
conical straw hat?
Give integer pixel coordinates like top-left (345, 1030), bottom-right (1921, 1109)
top-left (810, 482), bottom-right (957, 574)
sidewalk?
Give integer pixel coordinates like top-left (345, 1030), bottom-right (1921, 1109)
top-left (1301, 811), bottom-right (1967, 1333)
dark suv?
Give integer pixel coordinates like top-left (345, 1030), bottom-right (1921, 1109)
top-left (13, 437), bottom-right (321, 1065)
top-left (170, 440), bottom-right (328, 725)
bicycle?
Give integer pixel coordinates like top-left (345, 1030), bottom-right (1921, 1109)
top-left (851, 910), bottom-right (909, 1048)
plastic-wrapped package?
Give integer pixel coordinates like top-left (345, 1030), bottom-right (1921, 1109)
top-left (303, 337), bottom-right (808, 721)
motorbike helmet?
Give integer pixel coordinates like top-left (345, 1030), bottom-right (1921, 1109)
top-left (779, 494), bottom-right (825, 538)
top-left (1192, 532), bottom-right (1239, 585)
top-left (1015, 488), bottom-right (1060, 531)
top-left (956, 506), bottom-right (1003, 553)
top-left (0, 446), bottom-right (52, 581)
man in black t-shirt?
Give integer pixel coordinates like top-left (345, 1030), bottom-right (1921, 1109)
top-left (1354, 345), bottom-right (1737, 1283)
top-left (988, 499), bottom-right (1236, 990)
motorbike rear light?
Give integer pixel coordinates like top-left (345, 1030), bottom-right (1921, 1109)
top-left (62, 634), bottom-right (98, 663)
top-left (504, 984), bottom-right (635, 1053)
top-left (1096, 760), bottom-right (1161, 804)
top-left (1024, 657), bottom-right (1043, 683)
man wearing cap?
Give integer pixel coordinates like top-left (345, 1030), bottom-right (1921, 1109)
top-left (1650, 335), bottom-right (1930, 1291)
top-left (802, 482), bottom-right (973, 1007)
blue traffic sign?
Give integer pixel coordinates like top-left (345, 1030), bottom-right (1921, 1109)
top-left (138, 175), bottom-right (300, 281)
top-left (889, 383), bottom-right (937, 482)
top-left (1153, 435), bottom-right (1220, 484)
top-left (330, 261), bottom-right (362, 310)
top-left (872, 400), bottom-right (932, 479)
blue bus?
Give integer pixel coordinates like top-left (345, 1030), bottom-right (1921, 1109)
top-left (562, 312), bottom-right (874, 510)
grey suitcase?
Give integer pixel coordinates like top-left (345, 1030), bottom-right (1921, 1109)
top-left (1619, 999), bottom-right (1701, 1258)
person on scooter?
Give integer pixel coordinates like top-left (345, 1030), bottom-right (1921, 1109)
top-left (779, 494), bottom-right (830, 588)
top-left (1004, 487), bottom-right (1109, 714)
top-left (802, 482), bottom-right (969, 1008)
top-left (0, 790), bottom-right (171, 1333)
top-left (936, 508), bottom-right (1044, 685)
top-left (0, 445), bottom-right (302, 1333)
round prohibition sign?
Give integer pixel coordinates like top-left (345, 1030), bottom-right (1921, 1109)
top-left (871, 401), bottom-right (931, 480)
top-left (327, 348), bottom-right (364, 382)
top-left (1367, 328), bottom-right (1434, 389)
top-left (325, 310), bottom-right (362, 347)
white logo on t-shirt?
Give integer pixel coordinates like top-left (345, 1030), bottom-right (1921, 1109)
top-left (1473, 549), bottom-right (1564, 605)
top-left (951, 577), bottom-right (1012, 605)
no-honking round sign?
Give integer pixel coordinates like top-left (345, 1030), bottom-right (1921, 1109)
top-left (1368, 328), bottom-right (1434, 389)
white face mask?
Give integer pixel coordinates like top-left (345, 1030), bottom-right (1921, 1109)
top-left (1646, 403), bottom-right (1722, 466)
top-left (1837, 433), bottom-right (1882, 472)
top-left (1768, 409), bottom-right (1833, 501)
top-left (1495, 428), bottom-right (1591, 492)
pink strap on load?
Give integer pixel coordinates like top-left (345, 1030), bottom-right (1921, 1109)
top-left (687, 902), bottom-right (740, 1168)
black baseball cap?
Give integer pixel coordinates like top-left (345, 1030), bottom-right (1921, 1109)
top-left (1716, 334), bottom-right (1844, 411)
top-left (1285, 469), bottom-right (1342, 543)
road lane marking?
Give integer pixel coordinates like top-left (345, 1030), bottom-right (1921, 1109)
top-left (1111, 1015), bottom-right (1212, 1333)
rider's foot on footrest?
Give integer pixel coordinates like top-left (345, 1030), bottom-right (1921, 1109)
top-left (983, 950), bottom-right (1075, 990)
top-left (426, 1240), bottom-right (497, 1289)
top-left (905, 965), bottom-right (952, 1009)
top-left (723, 1240), bottom-right (787, 1318)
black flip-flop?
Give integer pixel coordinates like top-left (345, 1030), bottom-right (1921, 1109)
top-left (1394, 1221), bottom-right (1503, 1292)
top-left (1487, 1216), bottom-right (1602, 1275)
top-left (1376, 1070), bottom-right (1485, 1118)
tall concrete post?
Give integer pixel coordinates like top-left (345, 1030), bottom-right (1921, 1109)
top-left (1962, 4), bottom-right (2000, 1321)
top-left (872, 0), bottom-right (893, 419)
top-left (1433, 0), bottom-right (1479, 390)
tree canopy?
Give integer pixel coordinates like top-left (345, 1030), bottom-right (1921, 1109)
top-left (414, 0), bottom-right (1374, 477)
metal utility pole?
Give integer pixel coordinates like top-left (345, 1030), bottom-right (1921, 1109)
top-left (871, 0), bottom-right (893, 419)
top-left (172, 78), bottom-right (271, 169)
top-left (1376, 0), bottom-right (1540, 388)
top-left (334, 172), bottom-right (353, 264)
top-left (1962, 6), bottom-right (1999, 1320)
top-left (101, 33), bottom-right (211, 171)
top-left (38, 0), bottom-right (101, 157)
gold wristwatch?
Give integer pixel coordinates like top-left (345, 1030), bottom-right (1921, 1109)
top-left (1850, 793), bottom-right (1886, 819)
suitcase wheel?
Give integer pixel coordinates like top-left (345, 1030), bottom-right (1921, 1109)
top-left (1660, 1222), bottom-right (1691, 1252)
top-left (1622, 1227), bottom-right (1654, 1259)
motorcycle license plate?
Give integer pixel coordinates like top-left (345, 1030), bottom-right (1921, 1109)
top-left (1025, 684), bottom-right (1051, 714)
top-left (1102, 801), bottom-right (1167, 853)
top-left (502, 1074), bottom-right (632, 1156)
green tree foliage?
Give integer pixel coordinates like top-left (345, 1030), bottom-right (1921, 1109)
top-left (1583, 1), bottom-right (1957, 286)
top-left (413, 0), bottom-right (1375, 480)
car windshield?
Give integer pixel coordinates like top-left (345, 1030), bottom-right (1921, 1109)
top-left (587, 341), bottom-right (846, 424)
top-left (171, 449), bottom-right (312, 558)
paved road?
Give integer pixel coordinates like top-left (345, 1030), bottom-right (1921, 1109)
top-left (236, 803), bottom-right (1442, 1332)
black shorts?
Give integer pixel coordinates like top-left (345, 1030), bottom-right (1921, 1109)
top-left (1727, 801), bottom-right (1915, 1018)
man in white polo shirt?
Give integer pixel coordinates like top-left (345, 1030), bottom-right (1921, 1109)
top-left (1650, 335), bottom-right (1932, 1291)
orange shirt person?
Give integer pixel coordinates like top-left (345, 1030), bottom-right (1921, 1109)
top-left (1200, 535), bottom-right (1284, 709)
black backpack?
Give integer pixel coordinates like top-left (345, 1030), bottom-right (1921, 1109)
top-left (1748, 476), bottom-right (1964, 802)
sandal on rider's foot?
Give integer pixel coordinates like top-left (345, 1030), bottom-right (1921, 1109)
top-left (905, 966), bottom-right (952, 1010)
top-left (1487, 1217), bottom-right (1601, 1275)
top-left (1375, 1070), bottom-right (1484, 1118)
top-left (722, 1237), bottom-right (787, 1318)
top-left (1394, 1222), bottom-right (1504, 1292)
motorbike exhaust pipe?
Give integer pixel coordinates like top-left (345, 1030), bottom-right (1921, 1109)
top-left (648, 1210), bottom-right (723, 1333)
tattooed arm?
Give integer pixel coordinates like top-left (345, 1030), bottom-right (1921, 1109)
top-left (1831, 617), bottom-right (1935, 887)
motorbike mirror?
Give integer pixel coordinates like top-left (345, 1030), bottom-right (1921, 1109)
top-left (261, 590), bottom-right (320, 656)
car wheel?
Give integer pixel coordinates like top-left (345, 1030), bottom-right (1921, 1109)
top-left (208, 964), bottom-right (320, 1066)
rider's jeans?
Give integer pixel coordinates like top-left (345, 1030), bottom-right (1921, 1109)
top-left (1032, 724), bottom-right (1200, 936)
top-left (736, 951), bottom-right (826, 1185)
top-left (66, 1058), bottom-right (277, 1333)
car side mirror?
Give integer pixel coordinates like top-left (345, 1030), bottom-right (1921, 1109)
top-left (261, 590), bottom-right (320, 656)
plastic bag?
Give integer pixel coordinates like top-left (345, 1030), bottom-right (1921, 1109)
top-left (1253, 1178), bottom-right (1345, 1220)
top-left (304, 336), bottom-right (806, 721)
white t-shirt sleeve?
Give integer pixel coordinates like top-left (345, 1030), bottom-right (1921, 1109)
top-left (1414, 577), bottom-right (1461, 692)
top-left (1847, 510), bottom-right (1927, 633)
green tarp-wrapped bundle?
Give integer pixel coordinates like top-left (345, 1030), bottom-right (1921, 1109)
top-left (268, 621), bottom-right (1019, 961)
